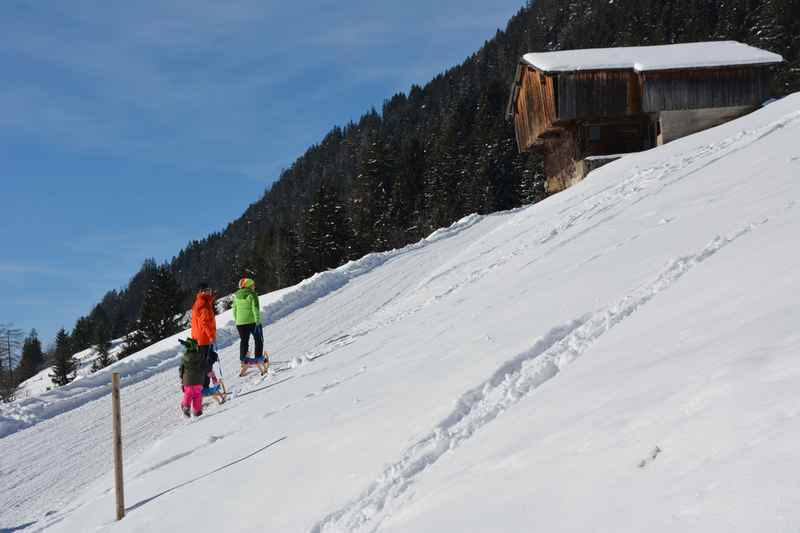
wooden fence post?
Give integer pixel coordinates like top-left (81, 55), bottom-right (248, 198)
top-left (112, 372), bottom-right (125, 520)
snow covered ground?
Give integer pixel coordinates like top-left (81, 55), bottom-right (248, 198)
top-left (2, 93), bottom-right (800, 533)
top-left (13, 340), bottom-right (127, 403)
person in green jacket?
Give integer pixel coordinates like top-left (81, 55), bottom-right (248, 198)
top-left (233, 278), bottom-right (264, 363)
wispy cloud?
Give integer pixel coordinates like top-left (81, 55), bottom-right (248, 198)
top-left (0, 0), bottom-right (523, 181)
top-left (0, 263), bottom-right (59, 275)
top-left (0, 1), bottom-right (315, 177)
top-left (313, 20), bottom-right (392, 48)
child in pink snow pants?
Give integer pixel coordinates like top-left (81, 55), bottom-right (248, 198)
top-left (182, 384), bottom-right (203, 415)
top-left (178, 338), bottom-right (207, 418)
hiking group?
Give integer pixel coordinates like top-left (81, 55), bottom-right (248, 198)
top-left (179, 277), bottom-right (268, 418)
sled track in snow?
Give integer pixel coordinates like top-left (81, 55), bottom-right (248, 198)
top-left (312, 219), bottom-right (767, 533)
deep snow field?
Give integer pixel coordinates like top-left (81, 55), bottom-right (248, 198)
top-left (2, 94), bottom-right (800, 533)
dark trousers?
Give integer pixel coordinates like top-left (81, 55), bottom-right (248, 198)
top-left (237, 323), bottom-right (263, 361)
top-left (198, 344), bottom-right (212, 364)
top-left (199, 345), bottom-right (212, 387)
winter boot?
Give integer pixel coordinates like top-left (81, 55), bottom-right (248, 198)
top-left (182, 405), bottom-right (191, 418)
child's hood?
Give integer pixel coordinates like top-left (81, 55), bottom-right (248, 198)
top-left (195, 292), bottom-right (214, 306)
top-left (234, 288), bottom-right (254, 300)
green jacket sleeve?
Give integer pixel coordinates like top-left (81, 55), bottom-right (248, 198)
top-left (252, 293), bottom-right (261, 323)
top-left (232, 298), bottom-right (238, 323)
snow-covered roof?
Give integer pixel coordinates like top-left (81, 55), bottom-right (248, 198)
top-left (522, 41), bottom-right (783, 73)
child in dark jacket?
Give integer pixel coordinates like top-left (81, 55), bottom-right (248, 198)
top-left (179, 338), bottom-right (206, 417)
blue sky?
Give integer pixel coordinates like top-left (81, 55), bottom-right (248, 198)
top-left (1, 0), bottom-right (526, 348)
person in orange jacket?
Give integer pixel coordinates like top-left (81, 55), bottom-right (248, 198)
top-left (191, 282), bottom-right (217, 366)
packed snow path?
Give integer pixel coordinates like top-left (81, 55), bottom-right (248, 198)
top-left (2, 94), bottom-right (800, 532)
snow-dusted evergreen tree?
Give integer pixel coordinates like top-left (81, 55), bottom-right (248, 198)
top-left (750, 0), bottom-right (800, 94)
top-left (516, 154), bottom-right (545, 206)
top-left (422, 135), bottom-right (456, 232)
top-left (117, 329), bottom-right (147, 360)
top-left (287, 221), bottom-right (309, 283)
top-left (351, 137), bottom-right (394, 256)
top-left (302, 179), bottom-right (352, 275)
top-left (90, 324), bottom-right (113, 372)
top-left (49, 328), bottom-right (76, 387)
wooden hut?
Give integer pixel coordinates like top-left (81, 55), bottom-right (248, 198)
top-left (507, 41), bottom-right (783, 193)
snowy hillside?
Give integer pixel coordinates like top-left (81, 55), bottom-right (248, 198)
top-left (2, 93), bottom-right (800, 533)
top-left (12, 293), bottom-right (235, 402)
top-left (14, 340), bottom-right (126, 401)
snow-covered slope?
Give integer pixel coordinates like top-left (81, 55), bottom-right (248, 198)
top-left (2, 94), bottom-right (800, 533)
top-left (14, 339), bottom-right (126, 402)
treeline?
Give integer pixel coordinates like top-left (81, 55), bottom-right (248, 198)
top-left (23, 0), bottom-right (800, 389)
top-left (1, 325), bottom-right (44, 401)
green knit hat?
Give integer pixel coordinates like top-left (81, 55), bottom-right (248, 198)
top-left (179, 337), bottom-right (199, 352)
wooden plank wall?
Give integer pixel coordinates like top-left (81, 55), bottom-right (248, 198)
top-left (514, 67), bottom-right (557, 152)
top-left (640, 66), bottom-right (772, 112)
top-left (557, 70), bottom-right (637, 121)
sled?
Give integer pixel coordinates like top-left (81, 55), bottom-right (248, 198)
top-left (239, 352), bottom-right (270, 377)
top-left (202, 379), bottom-right (228, 405)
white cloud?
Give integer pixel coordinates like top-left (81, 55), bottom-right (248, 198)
top-left (0, 263), bottom-right (59, 275)
top-left (0, 0), bottom-right (525, 181)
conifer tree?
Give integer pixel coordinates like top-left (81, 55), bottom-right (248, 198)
top-left (16, 329), bottom-right (44, 384)
top-left (423, 135), bottom-right (460, 231)
top-left (71, 316), bottom-right (95, 354)
top-left (137, 264), bottom-right (187, 344)
top-left (302, 179), bottom-right (352, 273)
top-left (390, 137), bottom-right (426, 244)
top-left (516, 153), bottom-right (545, 205)
top-left (751, 0), bottom-right (800, 94)
top-left (90, 324), bottom-right (114, 372)
top-left (117, 329), bottom-right (147, 360)
top-left (49, 328), bottom-right (76, 387)
top-left (351, 138), bottom-right (393, 256)
top-left (265, 226), bottom-right (295, 288)
top-left (281, 224), bottom-right (305, 285)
